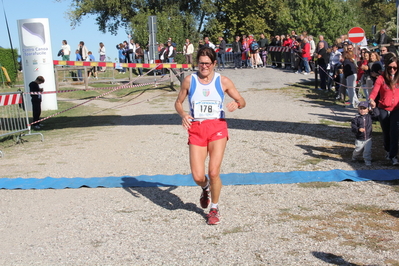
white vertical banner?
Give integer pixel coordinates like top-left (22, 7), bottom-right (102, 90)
top-left (17, 18), bottom-right (57, 111)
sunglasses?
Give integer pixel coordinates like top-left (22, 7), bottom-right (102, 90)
top-left (388, 66), bottom-right (397, 71)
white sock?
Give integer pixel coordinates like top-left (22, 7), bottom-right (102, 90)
top-left (211, 203), bottom-right (218, 209)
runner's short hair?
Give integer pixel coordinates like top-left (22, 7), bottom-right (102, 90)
top-left (196, 47), bottom-right (216, 63)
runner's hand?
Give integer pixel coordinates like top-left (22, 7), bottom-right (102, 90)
top-left (182, 114), bottom-right (193, 129)
top-left (226, 101), bottom-right (239, 112)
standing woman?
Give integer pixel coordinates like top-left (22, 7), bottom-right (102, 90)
top-left (78, 41), bottom-right (89, 61)
top-left (61, 40), bottom-right (71, 61)
top-left (175, 47), bottom-right (246, 225)
top-left (369, 56), bottom-right (399, 165)
top-left (343, 51), bottom-right (359, 108)
top-left (358, 51), bottom-right (371, 100)
top-left (98, 42), bottom-right (106, 72)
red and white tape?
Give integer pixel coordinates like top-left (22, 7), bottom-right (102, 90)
top-left (0, 93), bottom-right (22, 106)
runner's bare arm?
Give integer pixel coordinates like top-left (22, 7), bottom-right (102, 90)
top-left (221, 76), bottom-right (246, 112)
top-left (175, 75), bottom-right (193, 129)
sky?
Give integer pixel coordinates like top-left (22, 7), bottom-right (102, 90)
top-left (0, 0), bottom-right (128, 62)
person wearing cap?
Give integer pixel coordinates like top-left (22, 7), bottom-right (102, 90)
top-left (351, 101), bottom-right (380, 166)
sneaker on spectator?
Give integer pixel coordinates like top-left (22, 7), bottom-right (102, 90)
top-left (200, 187), bottom-right (210, 208)
top-left (303, 72), bottom-right (309, 75)
top-left (365, 160), bottom-right (372, 166)
top-left (392, 157), bottom-right (399, 166)
top-left (206, 208), bottom-right (220, 225)
top-left (295, 71), bottom-right (301, 74)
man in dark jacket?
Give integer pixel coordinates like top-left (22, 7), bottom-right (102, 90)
top-left (217, 36), bottom-right (226, 70)
top-left (29, 76), bottom-right (45, 129)
top-left (232, 36), bottom-right (241, 69)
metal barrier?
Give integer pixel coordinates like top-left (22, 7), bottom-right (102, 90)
top-left (268, 46), bottom-right (292, 67)
top-left (0, 91), bottom-right (43, 158)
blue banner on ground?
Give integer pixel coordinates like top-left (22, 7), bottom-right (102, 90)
top-left (1, 169), bottom-right (398, 190)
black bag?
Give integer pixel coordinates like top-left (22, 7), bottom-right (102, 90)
top-left (58, 49), bottom-right (64, 57)
top-left (70, 71), bottom-right (78, 81)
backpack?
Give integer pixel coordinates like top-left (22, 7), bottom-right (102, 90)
top-left (250, 42), bottom-right (259, 51)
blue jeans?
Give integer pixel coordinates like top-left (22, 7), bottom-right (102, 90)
top-left (233, 53), bottom-right (241, 68)
top-left (299, 58), bottom-right (310, 73)
top-left (168, 57), bottom-right (174, 63)
top-left (136, 58), bottom-right (143, 75)
top-left (119, 58), bottom-right (126, 72)
top-left (217, 53), bottom-right (225, 69)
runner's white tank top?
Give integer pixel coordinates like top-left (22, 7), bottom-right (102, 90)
top-left (188, 72), bottom-right (225, 121)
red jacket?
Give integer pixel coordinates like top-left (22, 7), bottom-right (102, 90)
top-left (283, 39), bottom-right (292, 47)
top-left (370, 75), bottom-right (399, 111)
top-left (302, 42), bottom-right (311, 59)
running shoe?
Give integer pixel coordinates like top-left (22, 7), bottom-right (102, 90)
top-left (200, 187), bottom-right (210, 208)
top-left (206, 208), bottom-right (220, 225)
top-left (392, 157), bottom-right (399, 166)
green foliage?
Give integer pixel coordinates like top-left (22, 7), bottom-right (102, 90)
top-left (62, 0), bottom-right (396, 49)
top-left (0, 48), bottom-right (19, 84)
top-left (353, 0), bottom-right (397, 39)
top-left (129, 4), bottom-right (198, 52)
top-left (275, 0), bottom-right (356, 44)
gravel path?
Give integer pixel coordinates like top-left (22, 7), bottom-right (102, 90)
top-left (1, 67), bottom-right (398, 265)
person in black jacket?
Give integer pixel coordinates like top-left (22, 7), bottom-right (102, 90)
top-left (351, 101), bottom-right (380, 166)
top-left (29, 76), bottom-right (45, 129)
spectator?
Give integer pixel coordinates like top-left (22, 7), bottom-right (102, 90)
top-left (379, 46), bottom-right (388, 67)
top-left (328, 44), bottom-right (342, 92)
top-left (270, 35), bottom-right (282, 68)
top-left (183, 38), bottom-right (194, 71)
top-left (61, 40), bottom-right (70, 61)
top-left (167, 41), bottom-right (176, 63)
top-left (232, 35), bottom-right (241, 70)
top-left (75, 49), bottom-right (83, 81)
top-left (308, 35), bottom-right (316, 71)
top-left (369, 51), bottom-right (383, 85)
top-left (387, 40), bottom-right (398, 57)
top-left (198, 40), bottom-right (205, 50)
top-left (127, 36), bottom-right (136, 63)
top-left (359, 51), bottom-right (371, 100)
top-left (216, 36), bottom-right (226, 70)
top-left (204, 37), bottom-right (216, 50)
top-left (78, 41), bottom-right (89, 61)
top-left (295, 38), bottom-right (310, 75)
top-left (116, 43), bottom-right (126, 73)
top-left (343, 51), bottom-right (359, 108)
top-left (86, 51), bottom-right (97, 79)
top-left (98, 42), bottom-right (106, 72)
top-left (159, 43), bottom-right (168, 75)
top-left (167, 37), bottom-right (177, 47)
top-left (316, 35), bottom-right (329, 53)
top-left (369, 56), bottom-right (399, 165)
top-left (258, 33), bottom-right (269, 68)
top-left (241, 34), bottom-right (249, 68)
top-left (351, 101), bottom-right (380, 166)
top-left (29, 76), bottom-right (45, 129)
top-left (376, 29), bottom-right (390, 45)
top-left (317, 41), bottom-right (330, 90)
top-left (283, 34), bottom-right (292, 69)
top-left (250, 37), bottom-right (261, 69)
top-left (135, 42), bottom-right (144, 76)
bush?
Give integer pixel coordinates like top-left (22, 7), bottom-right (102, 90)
top-left (0, 48), bottom-right (19, 84)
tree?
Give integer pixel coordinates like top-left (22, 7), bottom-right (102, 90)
top-left (275, 0), bottom-right (356, 44)
top-left (348, 0), bottom-right (396, 40)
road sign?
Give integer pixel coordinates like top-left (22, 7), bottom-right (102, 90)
top-left (348, 27), bottom-right (365, 43)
